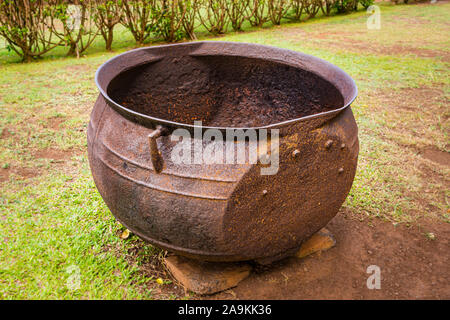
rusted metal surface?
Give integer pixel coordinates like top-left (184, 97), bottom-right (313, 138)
top-left (87, 41), bottom-right (359, 263)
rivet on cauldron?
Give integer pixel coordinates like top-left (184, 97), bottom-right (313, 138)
top-left (292, 149), bottom-right (300, 158)
top-left (341, 143), bottom-right (346, 149)
top-left (338, 168), bottom-right (344, 174)
top-left (325, 140), bottom-right (333, 149)
top-left (262, 190), bottom-right (268, 196)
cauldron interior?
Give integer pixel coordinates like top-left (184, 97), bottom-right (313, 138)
top-left (108, 55), bottom-right (344, 128)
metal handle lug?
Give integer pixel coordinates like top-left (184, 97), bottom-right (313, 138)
top-left (148, 125), bottom-right (166, 173)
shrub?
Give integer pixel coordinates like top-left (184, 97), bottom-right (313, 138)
top-left (334, 0), bottom-right (357, 14)
top-left (248, 0), bottom-right (269, 27)
top-left (51, 0), bottom-right (99, 57)
top-left (359, 0), bottom-right (374, 9)
top-left (120, 0), bottom-right (159, 45)
top-left (153, 0), bottom-right (188, 42)
top-left (267, 0), bottom-right (291, 25)
top-left (179, 0), bottom-right (199, 40)
top-left (226, 0), bottom-right (251, 31)
top-left (290, 0), bottom-right (304, 20)
top-left (302, 0), bottom-right (321, 19)
top-left (391, 0), bottom-right (411, 4)
top-left (93, 0), bottom-right (123, 51)
top-left (290, 0), bottom-right (327, 20)
top-left (0, 0), bottom-right (62, 62)
top-left (320, 0), bottom-right (337, 16)
top-left (198, 0), bottom-right (229, 35)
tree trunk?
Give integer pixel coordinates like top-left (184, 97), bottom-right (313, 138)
top-left (105, 28), bottom-right (114, 51)
top-left (22, 53), bottom-right (33, 63)
top-left (186, 28), bottom-right (197, 40)
top-left (67, 43), bottom-right (77, 57)
top-left (135, 33), bottom-right (144, 46)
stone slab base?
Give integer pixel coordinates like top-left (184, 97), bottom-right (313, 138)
top-left (164, 227), bottom-right (336, 295)
top-left (296, 228), bottom-right (336, 259)
top-left (164, 256), bottom-right (252, 295)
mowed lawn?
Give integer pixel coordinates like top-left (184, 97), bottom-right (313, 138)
top-left (0, 2), bottom-right (449, 299)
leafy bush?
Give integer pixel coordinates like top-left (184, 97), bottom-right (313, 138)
top-left (0, 0), bottom-right (62, 62)
top-left (267, 0), bottom-right (291, 25)
top-left (248, 0), bottom-right (269, 27)
top-left (198, 0), bottom-right (229, 35)
top-left (320, 0), bottom-right (337, 16)
top-left (179, 0), bottom-right (198, 40)
top-left (121, 0), bottom-right (159, 45)
top-left (290, 0), bottom-right (304, 20)
top-left (334, 0), bottom-right (357, 13)
top-left (93, 0), bottom-right (123, 51)
top-left (303, 0), bottom-right (321, 19)
top-left (51, 0), bottom-right (99, 57)
top-left (153, 0), bottom-right (188, 42)
top-left (226, 0), bottom-right (251, 31)
top-left (359, 0), bottom-right (374, 8)
top-left (391, 0), bottom-right (411, 4)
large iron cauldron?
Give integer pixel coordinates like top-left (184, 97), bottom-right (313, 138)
top-left (88, 41), bottom-right (358, 263)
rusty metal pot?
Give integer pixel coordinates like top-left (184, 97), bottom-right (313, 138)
top-left (88, 41), bottom-right (358, 263)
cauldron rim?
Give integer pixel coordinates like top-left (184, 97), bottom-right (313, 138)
top-left (95, 41), bottom-right (358, 131)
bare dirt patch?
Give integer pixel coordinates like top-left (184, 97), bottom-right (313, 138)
top-left (32, 147), bottom-right (84, 178)
top-left (0, 168), bottom-right (10, 182)
top-left (360, 43), bottom-right (449, 62)
top-left (0, 164), bottom-right (40, 183)
top-left (420, 147), bottom-right (450, 166)
top-left (16, 167), bottom-right (39, 179)
top-left (364, 87), bottom-right (447, 113)
top-left (0, 127), bottom-right (13, 139)
top-left (33, 148), bottom-right (73, 162)
top-left (320, 39), bottom-right (450, 62)
top-left (45, 117), bottom-right (65, 130)
top-left (0, 148), bottom-right (80, 185)
top-left (65, 64), bottom-right (92, 73)
top-left (285, 25), bottom-right (450, 62)
top-left (363, 87), bottom-right (448, 155)
top-left (0, 166), bottom-right (41, 183)
top-left (207, 210), bottom-right (449, 300)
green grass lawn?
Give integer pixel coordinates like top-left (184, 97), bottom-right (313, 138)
top-left (0, 2), bottom-right (449, 299)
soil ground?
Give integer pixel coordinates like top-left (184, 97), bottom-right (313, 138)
top-left (209, 210), bottom-right (449, 299)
